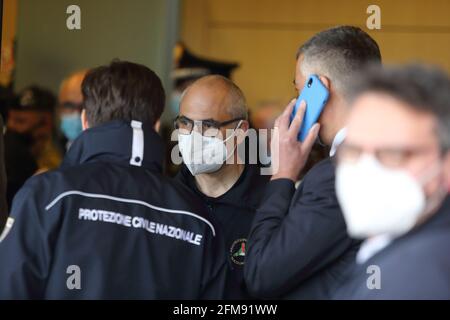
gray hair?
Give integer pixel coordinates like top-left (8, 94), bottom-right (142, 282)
top-left (297, 25), bottom-right (382, 99)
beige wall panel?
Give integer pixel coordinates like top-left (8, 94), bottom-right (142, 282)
top-left (181, 0), bottom-right (450, 111)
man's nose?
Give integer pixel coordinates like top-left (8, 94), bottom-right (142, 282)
top-left (192, 122), bottom-right (203, 134)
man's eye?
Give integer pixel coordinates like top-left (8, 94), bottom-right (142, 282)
top-left (203, 122), bottom-right (215, 129)
top-left (378, 150), bottom-right (408, 166)
top-left (180, 119), bottom-right (188, 125)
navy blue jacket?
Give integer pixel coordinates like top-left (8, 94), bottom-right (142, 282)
top-left (334, 196), bottom-right (450, 300)
top-left (244, 158), bottom-right (360, 299)
top-left (0, 120), bottom-right (227, 299)
top-left (175, 164), bottom-right (269, 299)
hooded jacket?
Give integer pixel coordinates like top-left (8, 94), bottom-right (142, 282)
top-left (0, 120), bottom-right (227, 299)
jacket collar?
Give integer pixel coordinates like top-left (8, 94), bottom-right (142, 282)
top-left (177, 164), bottom-right (269, 209)
top-left (61, 120), bottom-right (164, 173)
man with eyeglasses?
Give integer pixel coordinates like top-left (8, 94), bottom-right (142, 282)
top-left (174, 75), bottom-right (270, 299)
top-left (333, 64), bottom-right (450, 299)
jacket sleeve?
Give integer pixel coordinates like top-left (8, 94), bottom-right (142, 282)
top-left (0, 179), bottom-right (53, 299)
top-left (244, 163), bottom-right (354, 298)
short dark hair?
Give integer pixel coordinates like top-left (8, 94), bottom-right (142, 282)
top-left (297, 26), bottom-right (382, 97)
top-left (350, 64), bottom-right (450, 151)
top-left (82, 60), bottom-right (165, 127)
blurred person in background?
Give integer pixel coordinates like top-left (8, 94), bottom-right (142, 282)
top-left (4, 86), bottom-right (62, 205)
top-left (334, 65), bottom-right (450, 300)
top-left (0, 86), bottom-right (15, 123)
top-left (58, 70), bottom-right (87, 150)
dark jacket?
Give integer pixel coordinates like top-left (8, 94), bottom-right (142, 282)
top-left (244, 157), bottom-right (360, 299)
top-left (175, 164), bottom-right (269, 299)
top-left (333, 196), bottom-right (450, 300)
top-left (0, 120), bottom-right (227, 299)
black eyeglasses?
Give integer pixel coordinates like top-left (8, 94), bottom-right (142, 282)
top-left (174, 115), bottom-right (244, 137)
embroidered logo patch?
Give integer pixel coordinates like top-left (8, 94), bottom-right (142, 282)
top-left (230, 238), bottom-right (247, 265)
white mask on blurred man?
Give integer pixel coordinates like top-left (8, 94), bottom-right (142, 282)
top-left (336, 154), bottom-right (442, 238)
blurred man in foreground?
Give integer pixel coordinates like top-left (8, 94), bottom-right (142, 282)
top-left (334, 64), bottom-right (450, 299)
top-left (5, 86), bottom-right (62, 205)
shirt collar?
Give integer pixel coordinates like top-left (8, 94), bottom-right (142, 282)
top-left (329, 127), bottom-right (347, 157)
top-left (356, 234), bottom-right (392, 264)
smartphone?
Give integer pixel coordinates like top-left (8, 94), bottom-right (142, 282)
top-left (290, 75), bottom-right (329, 141)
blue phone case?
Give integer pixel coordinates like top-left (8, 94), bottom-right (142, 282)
top-left (290, 75), bottom-right (329, 141)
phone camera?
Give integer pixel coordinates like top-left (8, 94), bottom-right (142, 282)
top-left (307, 78), bottom-right (313, 88)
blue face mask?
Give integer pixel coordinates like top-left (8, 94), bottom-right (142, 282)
top-left (60, 112), bottom-right (82, 141)
top-left (170, 92), bottom-right (182, 115)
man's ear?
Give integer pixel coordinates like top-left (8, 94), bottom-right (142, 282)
top-left (81, 109), bottom-right (89, 130)
top-left (318, 75), bottom-right (331, 91)
top-left (154, 119), bottom-right (161, 132)
top-left (235, 120), bottom-right (249, 145)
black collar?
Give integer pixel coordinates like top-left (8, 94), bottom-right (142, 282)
top-left (177, 164), bottom-right (269, 209)
top-left (61, 120), bottom-right (164, 173)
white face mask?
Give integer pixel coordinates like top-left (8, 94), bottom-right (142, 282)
top-left (336, 154), bottom-right (441, 239)
top-left (178, 121), bottom-right (242, 175)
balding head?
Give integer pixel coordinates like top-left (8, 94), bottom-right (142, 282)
top-left (180, 75), bottom-right (247, 122)
top-left (59, 69), bottom-right (88, 105)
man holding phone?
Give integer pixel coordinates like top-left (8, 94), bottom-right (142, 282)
top-left (244, 26), bottom-right (382, 299)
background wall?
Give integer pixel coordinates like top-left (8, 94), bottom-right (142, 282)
top-left (13, 0), bottom-right (179, 107)
top-left (180, 0), bottom-right (450, 111)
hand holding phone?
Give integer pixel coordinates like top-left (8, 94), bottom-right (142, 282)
top-left (270, 98), bottom-right (320, 181)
